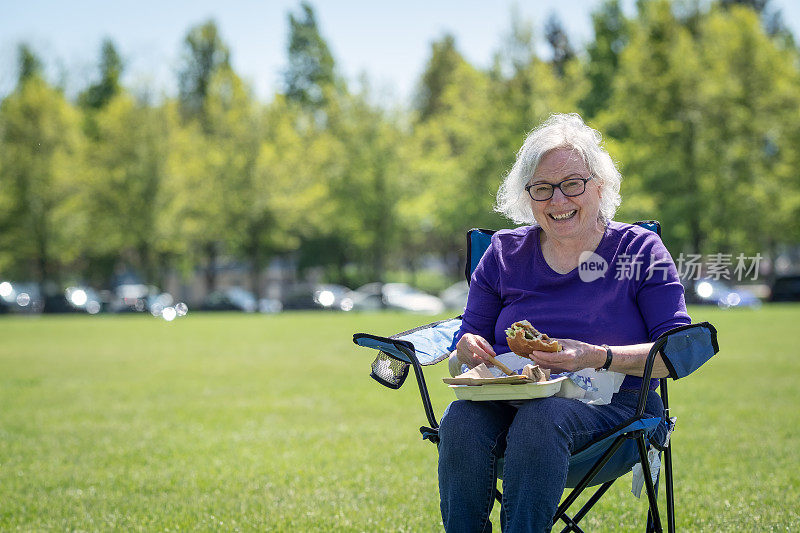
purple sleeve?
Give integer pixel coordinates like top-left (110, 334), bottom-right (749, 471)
top-left (456, 240), bottom-right (503, 346)
top-left (635, 235), bottom-right (691, 341)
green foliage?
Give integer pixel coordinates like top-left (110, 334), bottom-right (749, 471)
top-left (0, 76), bottom-right (84, 281)
top-left (601, 0), bottom-right (707, 251)
top-left (544, 12), bottom-right (576, 77)
top-left (309, 88), bottom-right (406, 283)
top-left (16, 43), bottom-right (43, 85)
top-left (1, 0), bottom-right (799, 291)
top-left (79, 39), bottom-right (123, 110)
top-left (177, 20), bottom-right (231, 124)
top-left (414, 34), bottom-right (462, 122)
top-left (81, 93), bottom-right (170, 284)
top-left (284, 2), bottom-right (338, 111)
top-left (694, 5), bottom-right (800, 252)
top-left (601, 0), bottom-right (800, 254)
top-left (580, 0), bottom-right (629, 118)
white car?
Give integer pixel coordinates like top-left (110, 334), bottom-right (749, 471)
top-left (351, 282), bottom-right (445, 314)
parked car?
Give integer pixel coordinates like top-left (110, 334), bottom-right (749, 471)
top-left (281, 286), bottom-right (320, 310)
top-left (282, 284), bottom-right (353, 311)
top-left (258, 297), bottom-right (283, 314)
top-left (108, 283), bottom-right (151, 313)
top-left (44, 286), bottom-right (104, 314)
top-left (440, 281), bottom-right (469, 311)
top-left (770, 275), bottom-right (800, 302)
top-left (682, 278), bottom-right (761, 308)
top-left (348, 282), bottom-right (385, 311)
top-left (314, 284), bottom-right (355, 311)
top-left (0, 281), bottom-right (45, 314)
top-left (351, 282), bottom-right (445, 314)
top-left (200, 287), bottom-right (258, 312)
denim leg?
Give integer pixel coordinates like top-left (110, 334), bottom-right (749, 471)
top-left (501, 393), bottom-right (652, 532)
top-left (439, 392), bottom-right (665, 533)
top-left (438, 400), bottom-right (516, 533)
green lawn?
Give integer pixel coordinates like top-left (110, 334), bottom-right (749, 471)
top-left (0, 305), bottom-right (798, 531)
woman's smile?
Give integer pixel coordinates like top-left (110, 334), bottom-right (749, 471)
top-left (548, 209), bottom-right (578, 221)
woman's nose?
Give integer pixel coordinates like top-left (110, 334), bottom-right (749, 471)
top-left (550, 186), bottom-right (569, 203)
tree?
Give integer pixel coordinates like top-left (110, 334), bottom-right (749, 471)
top-left (172, 22), bottom-right (237, 292)
top-left (299, 87), bottom-right (405, 285)
top-left (693, 5), bottom-right (800, 258)
top-left (0, 49), bottom-right (84, 283)
top-left (719, 0), bottom-right (769, 12)
top-left (410, 35), bottom-right (501, 266)
top-left (413, 58), bottom-right (513, 268)
top-left (177, 19), bottom-right (230, 125)
top-left (600, 0), bottom-right (704, 252)
top-left (16, 43), bottom-right (42, 84)
top-left (544, 13), bottom-right (576, 78)
top-left (580, 0), bottom-right (629, 118)
top-left (414, 34), bottom-right (462, 122)
top-left (79, 39), bottom-right (123, 110)
top-left (489, 10), bottom-right (586, 210)
top-left (163, 67), bottom-right (259, 293)
top-left (205, 69), bottom-right (281, 296)
top-left (283, 2), bottom-right (337, 111)
top-left (602, 0), bottom-right (800, 261)
top-left (80, 93), bottom-right (170, 286)
top-left (246, 94), bottom-right (329, 291)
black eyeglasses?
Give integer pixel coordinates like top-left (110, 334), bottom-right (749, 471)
top-left (525, 175), bottom-right (594, 201)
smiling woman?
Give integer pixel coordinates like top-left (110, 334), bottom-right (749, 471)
top-left (438, 113), bottom-right (691, 532)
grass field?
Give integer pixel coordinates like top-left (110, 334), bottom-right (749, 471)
top-left (1, 305), bottom-right (798, 531)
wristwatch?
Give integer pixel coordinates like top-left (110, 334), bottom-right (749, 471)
top-left (599, 344), bottom-right (613, 371)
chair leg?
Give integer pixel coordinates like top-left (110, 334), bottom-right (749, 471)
top-left (664, 444), bottom-right (675, 533)
top-left (573, 480), bottom-right (615, 525)
top-left (647, 506), bottom-right (657, 533)
top-left (553, 435), bottom-right (627, 526)
top-left (636, 436), bottom-right (662, 533)
top-left (557, 480), bottom-right (615, 533)
top-left (558, 517), bottom-right (586, 533)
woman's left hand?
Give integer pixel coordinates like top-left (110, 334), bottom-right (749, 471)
top-left (527, 338), bottom-right (604, 373)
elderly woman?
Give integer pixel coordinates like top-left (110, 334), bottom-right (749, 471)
top-left (438, 113), bottom-right (690, 532)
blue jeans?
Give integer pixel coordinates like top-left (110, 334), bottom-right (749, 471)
top-left (438, 390), bottom-right (665, 532)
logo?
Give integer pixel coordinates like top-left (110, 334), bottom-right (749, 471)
top-left (578, 251), bottom-right (608, 282)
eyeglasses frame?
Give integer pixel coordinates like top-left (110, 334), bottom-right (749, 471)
top-left (525, 175), bottom-right (595, 202)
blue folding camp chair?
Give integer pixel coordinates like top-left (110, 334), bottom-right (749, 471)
top-left (353, 221), bottom-right (720, 532)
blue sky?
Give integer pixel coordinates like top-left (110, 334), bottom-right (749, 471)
top-left (2, 0), bottom-right (799, 105)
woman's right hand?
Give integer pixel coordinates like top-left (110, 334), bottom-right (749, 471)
top-left (455, 333), bottom-right (497, 368)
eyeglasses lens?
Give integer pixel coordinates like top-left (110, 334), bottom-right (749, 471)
top-left (528, 178), bottom-right (587, 200)
top-left (560, 179), bottom-right (585, 196)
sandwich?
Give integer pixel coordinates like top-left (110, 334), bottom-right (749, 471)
top-left (505, 320), bottom-right (562, 356)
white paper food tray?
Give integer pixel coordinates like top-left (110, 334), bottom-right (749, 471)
top-left (450, 376), bottom-right (568, 401)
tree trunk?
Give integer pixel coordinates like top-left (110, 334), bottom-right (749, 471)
top-left (204, 242), bottom-right (218, 293)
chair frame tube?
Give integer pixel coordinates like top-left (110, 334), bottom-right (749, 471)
top-left (397, 343), bottom-right (439, 429)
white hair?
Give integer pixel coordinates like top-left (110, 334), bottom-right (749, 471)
top-left (495, 113), bottom-right (622, 225)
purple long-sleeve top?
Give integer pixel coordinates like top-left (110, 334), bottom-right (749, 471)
top-left (458, 221), bottom-right (691, 391)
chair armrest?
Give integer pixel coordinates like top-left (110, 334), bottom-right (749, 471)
top-left (353, 332), bottom-right (440, 428)
top-left (634, 322), bottom-right (719, 417)
top-left (658, 322), bottom-right (719, 379)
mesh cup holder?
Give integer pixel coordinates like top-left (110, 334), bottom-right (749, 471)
top-left (370, 351), bottom-right (410, 389)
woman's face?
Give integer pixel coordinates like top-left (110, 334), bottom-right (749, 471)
top-left (528, 147), bottom-right (602, 243)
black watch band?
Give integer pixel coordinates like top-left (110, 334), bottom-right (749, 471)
top-left (600, 344), bottom-right (613, 371)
